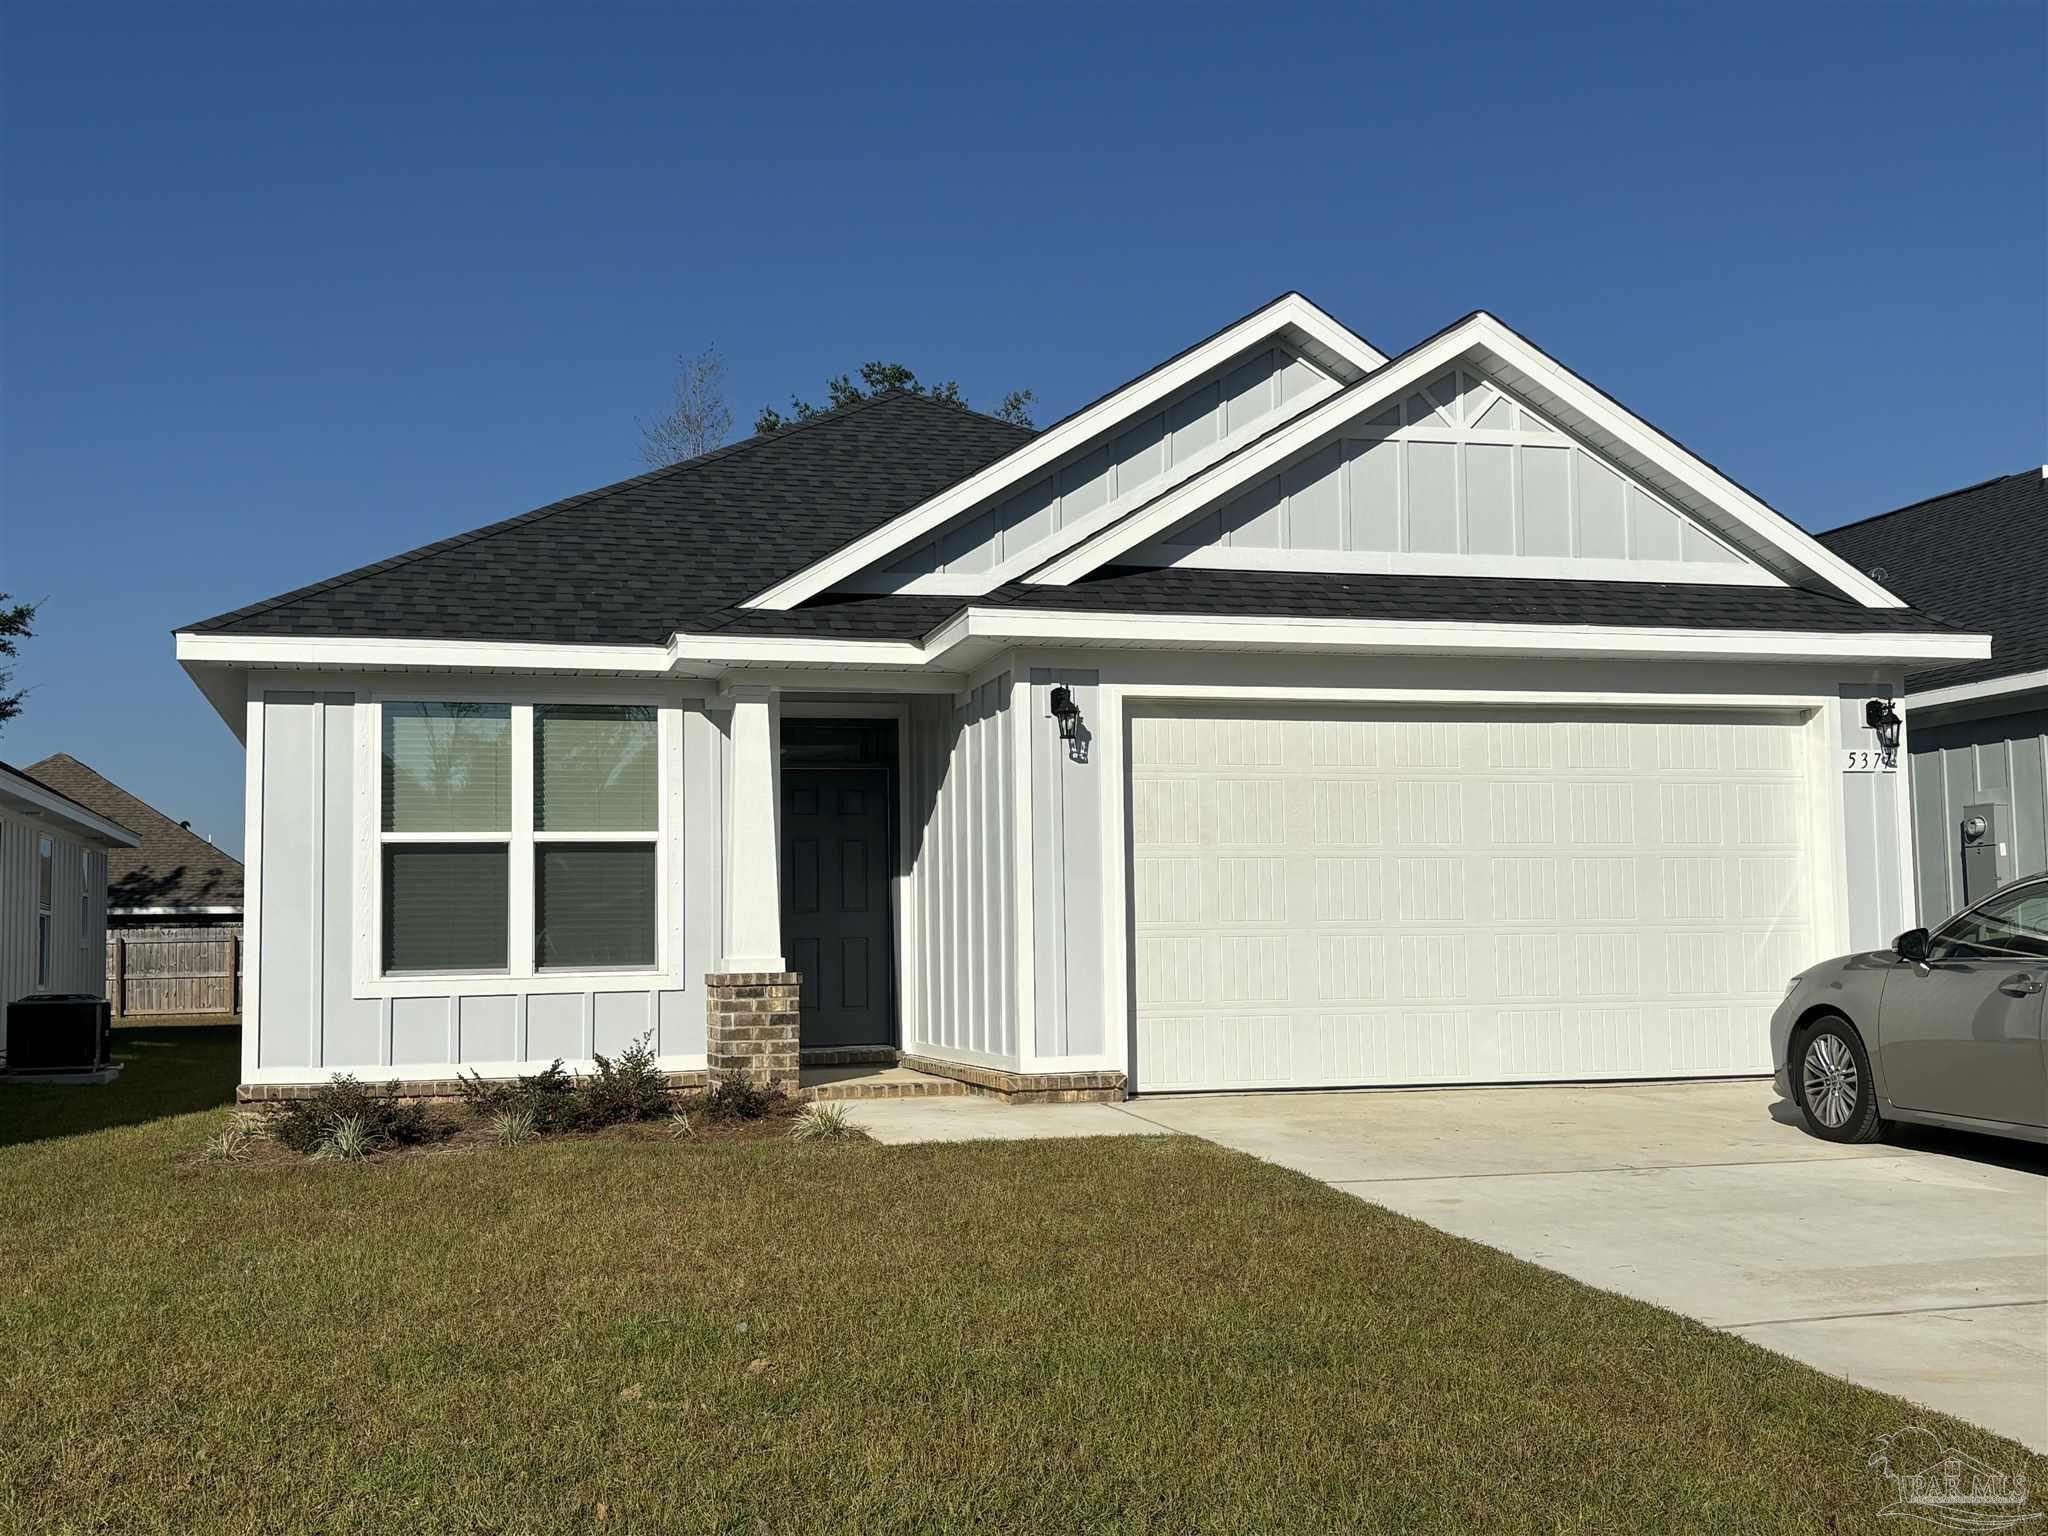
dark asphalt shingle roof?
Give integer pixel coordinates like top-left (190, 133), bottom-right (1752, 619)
top-left (700, 566), bottom-right (1971, 644)
top-left (186, 382), bottom-right (1969, 651)
top-left (1817, 468), bottom-right (2047, 693)
top-left (186, 392), bottom-right (1037, 645)
top-left (24, 755), bottom-right (243, 911)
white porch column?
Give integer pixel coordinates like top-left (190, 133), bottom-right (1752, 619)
top-left (720, 683), bottom-right (785, 972)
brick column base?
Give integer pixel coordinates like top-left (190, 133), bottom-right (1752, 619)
top-left (705, 972), bottom-right (801, 1091)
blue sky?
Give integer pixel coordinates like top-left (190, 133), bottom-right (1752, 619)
top-left (4, 1), bottom-right (2043, 857)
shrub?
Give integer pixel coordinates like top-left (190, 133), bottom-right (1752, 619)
top-left (575, 1035), bottom-right (674, 1128)
top-left (457, 1060), bottom-right (578, 1133)
top-left (667, 1110), bottom-right (693, 1139)
top-left (788, 1102), bottom-right (860, 1143)
top-left (492, 1108), bottom-right (538, 1147)
top-left (263, 1076), bottom-right (445, 1156)
top-left (696, 1072), bottom-right (783, 1122)
top-left (457, 1035), bottom-right (673, 1136)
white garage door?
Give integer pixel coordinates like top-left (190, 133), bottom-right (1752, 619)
top-left (1129, 707), bottom-right (1822, 1092)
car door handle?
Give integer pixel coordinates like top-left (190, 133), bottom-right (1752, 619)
top-left (2000, 973), bottom-right (2044, 997)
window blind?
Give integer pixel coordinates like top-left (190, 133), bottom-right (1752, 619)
top-left (534, 705), bottom-right (657, 831)
top-left (536, 844), bottom-right (657, 969)
top-left (383, 703), bottom-right (512, 832)
top-left (383, 845), bottom-right (510, 972)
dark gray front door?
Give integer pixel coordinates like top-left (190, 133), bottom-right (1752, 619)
top-left (782, 767), bottom-right (894, 1047)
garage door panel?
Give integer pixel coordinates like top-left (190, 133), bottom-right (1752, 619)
top-left (1130, 707), bottom-right (1821, 1092)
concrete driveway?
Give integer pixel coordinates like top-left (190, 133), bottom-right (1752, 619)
top-left (1119, 1080), bottom-right (2048, 1452)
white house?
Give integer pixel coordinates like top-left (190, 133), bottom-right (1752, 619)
top-left (176, 296), bottom-right (1988, 1102)
top-left (1, 761), bottom-right (139, 1058)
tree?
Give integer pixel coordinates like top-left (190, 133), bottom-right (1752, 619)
top-left (0, 594), bottom-right (36, 732)
top-left (638, 346), bottom-right (734, 467)
top-left (755, 361), bottom-right (1035, 434)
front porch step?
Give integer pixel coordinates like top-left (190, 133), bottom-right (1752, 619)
top-left (799, 1065), bottom-right (968, 1103)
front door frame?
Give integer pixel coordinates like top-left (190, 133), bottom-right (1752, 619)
top-left (780, 700), bottom-right (910, 1052)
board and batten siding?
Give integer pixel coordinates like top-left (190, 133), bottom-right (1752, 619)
top-left (904, 674), bottom-right (1019, 1066)
top-left (1135, 364), bottom-right (1753, 576)
top-left (247, 687), bottom-right (721, 1082)
top-left (1908, 700), bottom-right (2048, 924)
top-left (875, 349), bottom-right (1333, 584)
top-left (0, 811), bottom-right (108, 1054)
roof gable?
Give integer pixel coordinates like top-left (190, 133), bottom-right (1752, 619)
top-left (742, 293), bottom-right (1387, 611)
top-left (25, 754), bottom-right (242, 909)
top-left (1126, 360), bottom-right (1768, 587)
top-left (1027, 312), bottom-right (1907, 608)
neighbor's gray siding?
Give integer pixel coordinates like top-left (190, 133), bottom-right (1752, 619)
top-left (905, 675), bottom-right (1018, 1065)
top-left (249, 687), bottom-right (718, 1079)
top-left (1908, 698), bottom-right (2048, 924)
top-left (884, 349), bottom-right (1329, 580)
top-left (1028, 667), bottom-right (1104, 1059)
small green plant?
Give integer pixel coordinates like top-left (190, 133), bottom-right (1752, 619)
top-left (202, 1119), bottom-right (257, 1162)
top-left (492, 1108), bottom-right (538, 1147)
top-left (311, 1115), bottom-right (375, 1162)
top-left (667, 1110), bottom-right (693, 1139)
top-left (698, 1072), bottom-right (782, 1122)
top-left (263, 1076), bottom-right (446, 1156)
top-left (788, 1102), bottom-right (860, 1144)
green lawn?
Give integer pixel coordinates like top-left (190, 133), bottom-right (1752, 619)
top-left (3, 1024), bottom-right (2040, 1534)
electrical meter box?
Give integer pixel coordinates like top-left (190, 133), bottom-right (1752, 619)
top-left (1960, 801), bottom-right (2012, 904)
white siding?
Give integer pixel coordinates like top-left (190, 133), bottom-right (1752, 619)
top-left (1, 810), bottom-right (108, 1056)
top-left (904, 674), bottom-right (1019, 1066)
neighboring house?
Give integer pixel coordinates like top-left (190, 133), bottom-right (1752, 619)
top-left (23, 754), bottom-right (244, 931)
top-left (0, 761), bottom-right (139, 1058)
top-left (174, 295), bottom-right (1987, 1102)
top-left (1820, 468), bottom-right (2048, 923)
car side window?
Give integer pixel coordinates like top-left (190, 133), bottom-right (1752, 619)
top-left (1930, 887), bottom-right (2048, 961)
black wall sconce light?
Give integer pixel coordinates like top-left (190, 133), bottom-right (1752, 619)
top-left (1050, 684), bottom-right (1084, 743)
top-left (1864, 699), bottom-right (1902, 767)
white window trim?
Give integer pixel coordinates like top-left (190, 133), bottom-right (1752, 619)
top-left (352, 688), bottom-right (682, 1000)
top-left (35, 834), bottom-right (54, 989)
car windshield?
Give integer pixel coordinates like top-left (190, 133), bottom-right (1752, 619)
top-left (1931, 883), bottom-right (2048, 961)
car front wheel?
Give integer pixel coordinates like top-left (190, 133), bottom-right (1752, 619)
top-left (1793, 1016), bottom-right (1884, 1143)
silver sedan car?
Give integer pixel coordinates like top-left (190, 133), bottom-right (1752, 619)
top-left (1771, 873), bottom-right (2048, 1145)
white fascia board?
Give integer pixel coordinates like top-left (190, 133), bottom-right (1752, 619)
top-left (922, 606), bottom-right (1991, 668)
top-left (741, 294), bottom-right (1386, 613)
top-left (1030, 313), bottom-right (1911, 610)
top-left (1905, 665), bottom-right (2048, 711)
top-left (175, 630), bottom-right (674, 674)
top-left (0, 775), bottom-right (141, 848)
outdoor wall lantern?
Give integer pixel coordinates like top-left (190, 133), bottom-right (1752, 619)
top-left (1050, 685), bottom-right (1084, 743)
top-left (1864, 699), bottom-right (1903, 767)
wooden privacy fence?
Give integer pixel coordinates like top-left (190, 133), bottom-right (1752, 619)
top-left (106, 927), bottom-right (241, 1017)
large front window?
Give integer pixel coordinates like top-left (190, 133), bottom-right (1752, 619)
top-left (377, 700), bottom-right (661, 976)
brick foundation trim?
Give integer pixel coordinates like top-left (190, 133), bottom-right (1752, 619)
top-left (898, 1054), bottom-right (1127, 1104)
top-left (705, 971), bottom-right (800, 1090)
top-left (237, 1069), bottom-right (708, 1105)
top-left (798, 1045), bottom-right (898, 1067)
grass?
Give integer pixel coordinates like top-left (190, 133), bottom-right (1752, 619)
top-left (2, 1025), bottom-right (2041, 1534)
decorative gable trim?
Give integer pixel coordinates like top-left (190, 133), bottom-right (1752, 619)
top-left (1124, 361), bottom-right (1778, 588)
top-left (740, 293), bottom-right (1386, 612)
top-left (1026, 312), bottom-right (1910, 609)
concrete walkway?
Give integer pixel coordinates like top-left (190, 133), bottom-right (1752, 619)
top-left (849, 1080), bottom-right (2048, 1451)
